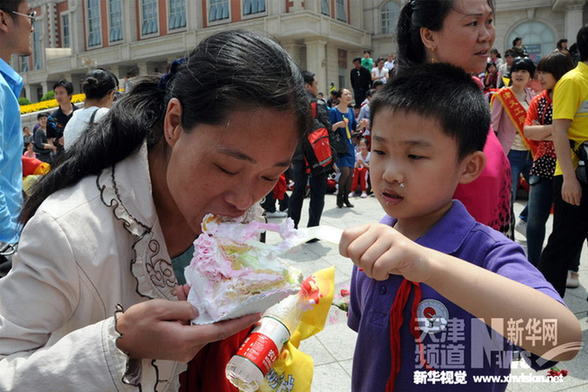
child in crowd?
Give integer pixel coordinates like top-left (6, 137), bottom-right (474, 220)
top-left (22, 141), bottom-right (35, 158)
top-left (341, 63), bottom-right (581, 391)
top-left (350, 138), bottom-right (370, 198)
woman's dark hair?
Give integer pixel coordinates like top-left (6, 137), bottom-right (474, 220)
top-left (556, 38), bottom-right (568, 50)
top-left (396, 0), bottom-right (495, 72)
top-left (510, 56), bottom-right (536, 79)
top-left (370, 63), bottom-right (489, 160)
top-left (301, 70), bottom-right (315, 85)
top-left (21, 30), bottom-right (310, 223)
top-left (512, 37), bottom-right (522, 47)
top-left (537, 52), bottom-right (574, 88)
top-left (486, 62), bottom-right (497, 72)
top-left (82, 68), bottom-right (118, 100)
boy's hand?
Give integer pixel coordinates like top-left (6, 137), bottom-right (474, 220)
top-left (339, 224), bottom-right (434, 283)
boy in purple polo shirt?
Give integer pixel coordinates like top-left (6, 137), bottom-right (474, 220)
top-left (340, 63), bottom-right (581, 391)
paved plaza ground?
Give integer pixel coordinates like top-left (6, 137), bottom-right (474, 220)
top-left (268, 193), bottom-right (588, 391)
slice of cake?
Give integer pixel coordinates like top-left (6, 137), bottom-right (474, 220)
top-left (185, 211), bottom-right (302, 324)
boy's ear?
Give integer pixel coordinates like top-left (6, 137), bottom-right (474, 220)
top-left (458, 151), bottom-right (486, 185)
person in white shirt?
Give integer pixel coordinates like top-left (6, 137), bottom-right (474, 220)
top-left (63, 68), bottom-right (118, 150)
top-left (384, 53), bottom-right (396, 73)
top-left (371, 58), bottom-right (389, 84)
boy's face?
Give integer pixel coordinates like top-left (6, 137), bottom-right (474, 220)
top-left (54, 86), bottom-right (71, 105)
top-left (370, 109), bottom-right (476, 230)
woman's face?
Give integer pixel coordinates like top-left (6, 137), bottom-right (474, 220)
top-left (511, 69), bottom-right (531, 89)
top-left (165, 107), bottom-right (300, 234)
top-left (341, 89), bottom-right (353, 104)
top-left (538, 71), bottom-right (557, 91)
top-left (427, 0), bottom-right (495, 74)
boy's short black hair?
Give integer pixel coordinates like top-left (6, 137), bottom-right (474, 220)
top-left (510, 57), bottom-right (536, 79)
top-left (504, 49), bottom-right (516, 58)
top-left (577, 26), bottom-right (588, 61)
top-left (52, 79), bottom-right (74, 95)
top-left (353, 57), bottom-right (362, 63)
top-left (37, 112), bottom-right (48, 120)
top-left (370, 63), bottom-right (489, 160)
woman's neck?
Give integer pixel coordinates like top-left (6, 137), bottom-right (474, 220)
top-left (337, 103), bottom-right (348, 112)
top-left (148, 144), bottom-right (198, 257)
top-left (85, 97), bottom-right (110, 108)
top-left (510, 84), bottom-right (524, 94)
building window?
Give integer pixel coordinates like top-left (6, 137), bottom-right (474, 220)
top-left (381, 1), bottom-right (400, 35)
top-left (109, 0), bottom-right (123, 42)
top-left (243, 0), bottom-right (265, 16)
top-left (61, 14), bottom-right (70, 47)
top-left (141, 0), bottom-right (159, 36)
top-left (33, 20), bottom-right (42, 70)
top-left (87, 0), bottom-right (102, 47)
top-left (169, 0), bottom-right (186, 30)
top-left (336, 0), bottom-right (346, 22)
top-left (209, 0), bottom-right (229, 22)
top-left (20, 57), bottom-right (29, 73)
top-left (321, 0), bottom-right (330, 16)
top-left (507, 21), bottom-right (555, 62)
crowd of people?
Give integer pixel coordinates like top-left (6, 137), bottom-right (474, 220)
top-left (0, 0), bottom-right (587, 391)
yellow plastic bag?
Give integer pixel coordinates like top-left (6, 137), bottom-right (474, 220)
top-left (259, 266), bottom-right (335, 392)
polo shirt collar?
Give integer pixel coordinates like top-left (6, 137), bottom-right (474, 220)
top-left (0, 58), bottom-right (23, 96)
top-left (380, 200), bottom-right (477, 254)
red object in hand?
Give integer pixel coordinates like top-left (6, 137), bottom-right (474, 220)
top-left (179, 327), bottom-right (252, 392)
top-left (340, 289), bottom-right (350, 297)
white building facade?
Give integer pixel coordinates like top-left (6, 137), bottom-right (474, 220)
top-left (12, 0), bottom-right (587, 101)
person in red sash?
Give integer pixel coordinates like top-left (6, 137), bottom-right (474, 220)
top-left (491, 56), bottom-right (537, 238)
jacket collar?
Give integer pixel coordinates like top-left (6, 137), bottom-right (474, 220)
top-left (97, 143), bottom-right (178, 300)
top-left (0, 58), bottom-right (23, 97)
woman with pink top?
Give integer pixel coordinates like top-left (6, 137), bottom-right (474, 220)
top-left (396, 0), bottom-right (512, 236)
top-left (491, 57), bottom-right (537, 236)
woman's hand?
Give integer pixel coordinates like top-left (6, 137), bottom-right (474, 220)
top-left (339, 223), bottom-right (435, 283)
top-left (334, 120), bottom-right (346, 129)
top-left (115, 299), bottom-right (260, 362)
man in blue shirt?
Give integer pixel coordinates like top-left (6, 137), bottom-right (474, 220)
top-left (0, 0), bottom-right (34, 249)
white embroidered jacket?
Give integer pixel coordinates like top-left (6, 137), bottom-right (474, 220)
top-left (0, 144), bottom-right (186, 391)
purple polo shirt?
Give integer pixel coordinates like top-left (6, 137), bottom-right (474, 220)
top-left (348, 200), bottom-right (563, 391)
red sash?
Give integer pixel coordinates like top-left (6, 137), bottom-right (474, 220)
top-left (491, 88), bottom-right (538, 158)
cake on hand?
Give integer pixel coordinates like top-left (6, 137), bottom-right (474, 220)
top-left (185, 212), bottom-right (303, 324)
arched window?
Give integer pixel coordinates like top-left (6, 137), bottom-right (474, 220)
top-left (380, 1), bottom-right (400, 35)
top-left (507, 21), bottom-right (555, 62)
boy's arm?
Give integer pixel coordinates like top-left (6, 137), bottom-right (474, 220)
top-left (340, 224), bottom-right (582, 362)
top-left (424, 245), bottom-right (580, 362)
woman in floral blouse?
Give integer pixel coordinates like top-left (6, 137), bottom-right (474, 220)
top-left (523, 52), bottom-right (578, 269)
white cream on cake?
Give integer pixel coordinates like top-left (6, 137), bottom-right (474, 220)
top-left (185, 209), bottom-right (302, 324)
